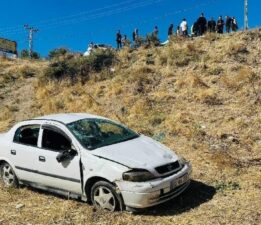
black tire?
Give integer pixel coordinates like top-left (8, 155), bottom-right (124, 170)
top-left (90, 181), bottom-right (124, 211)
top-left (0, 162), bottom-right (19, 188)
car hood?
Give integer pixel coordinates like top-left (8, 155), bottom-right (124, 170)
top-left (92, 135), bottom-right (179, 170)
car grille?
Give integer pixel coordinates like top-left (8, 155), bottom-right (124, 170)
top-left (155, 161), bottom-right (181, 175)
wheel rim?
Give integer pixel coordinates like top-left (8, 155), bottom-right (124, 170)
top-left (93, 186), bottom-right (116, 211)
top-left (2, 165), bottom-right (15, 187)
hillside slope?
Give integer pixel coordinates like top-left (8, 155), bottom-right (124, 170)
top-left (0, 29), bottom-right (261, 225)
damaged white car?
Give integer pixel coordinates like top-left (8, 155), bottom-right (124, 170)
top-left (0, 113), bottom-right (192, 211)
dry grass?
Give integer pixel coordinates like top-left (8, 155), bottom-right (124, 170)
top-left (0, 29), bottom-right (261, 225)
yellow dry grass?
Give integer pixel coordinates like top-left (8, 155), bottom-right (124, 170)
top-left (0, 29), bottom-right (261, 225)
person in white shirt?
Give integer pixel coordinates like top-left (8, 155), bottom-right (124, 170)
top-left (180, 18), bottom-right (188, 36)
top-left (84, 42), bottom-right (94, 56)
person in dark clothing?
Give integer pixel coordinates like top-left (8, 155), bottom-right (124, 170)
top-left (153, 26), bottom-right (159, 38)
top-left (116, 30), bottom-right (122, 49)
top-left (217, 16), bottom-right (224, 34)
top-left (208, 17), bottom-right (216, 32)
top-left (132, 28), bottom-right (139, 47)
top-left (168, 24), bottom-right (174, 39)
top-left (231, 17), bottom-right (238, 32)
top-left (132, 28), bottom-right (138, 42)
top-left (197, 13), bottom-right (207, 35)
top-left (192, 21), bottom-right (199, 36)
top-left (225, 16), bottom-right (232, 33)
top-left (132, 31), bottom-right (135, 42)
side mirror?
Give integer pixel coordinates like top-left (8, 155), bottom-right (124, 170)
top-left (56, 149), bottom-right (77, 163)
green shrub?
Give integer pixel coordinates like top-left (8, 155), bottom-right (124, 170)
top-left (146, 33), bottom-right (160, 47)
top-left (48, 48), bottom-right (70, 60)
top-left (86, 49), bottom-right (115, 72)
top-left (20, 49), bottom-right (40, 59)
top-left (43, 49), bottom-right (116, 82)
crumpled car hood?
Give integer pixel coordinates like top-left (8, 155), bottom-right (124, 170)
top-left (92, 135), bottom-right (179, 169)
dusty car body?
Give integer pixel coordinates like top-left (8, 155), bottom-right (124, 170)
top-left (0, 113), bottom-right (192, 211)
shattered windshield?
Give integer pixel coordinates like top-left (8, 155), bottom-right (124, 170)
top-left (67, 119), bottom-right (139, 150)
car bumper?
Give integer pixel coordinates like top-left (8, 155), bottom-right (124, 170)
top-left (116, 163), bottom-right (192, 209)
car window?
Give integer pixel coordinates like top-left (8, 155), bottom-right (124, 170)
top-left (67, 119), bottom-right (139, 150)
top-left (42, 128), bottom-right (71, 152)
top-left (13, 125), bottom-right (40, 147)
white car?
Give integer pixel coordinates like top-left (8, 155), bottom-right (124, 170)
top-left (0, 113), bottom-right (192, 211)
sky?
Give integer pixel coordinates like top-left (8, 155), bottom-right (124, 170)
top-left (0, 0), bottom-right (260, 56)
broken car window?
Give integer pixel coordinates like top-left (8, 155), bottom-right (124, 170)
top-left (67, 119), bottom-right (139, 150)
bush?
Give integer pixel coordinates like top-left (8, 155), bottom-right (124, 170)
top-left (86, 49), bottom-right (115, 72)
top-left (146, 33), bottom-right (160, 47)
top-left (43, 49), bottom-right (116, 82)
top-left (20, 49), bottom-right (40, 59)
top-left (48, 48), bottom-right (70, 60)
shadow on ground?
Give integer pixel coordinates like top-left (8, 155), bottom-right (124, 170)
top-left (22, 179), bottom-right (216, 217)
top-left (138, 180), bottom-right (216, 216)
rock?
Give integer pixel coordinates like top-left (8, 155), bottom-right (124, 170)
top-left (15, 204), bottom-right (25, 209)
top-left (220, 133), bottom-right (229, 139)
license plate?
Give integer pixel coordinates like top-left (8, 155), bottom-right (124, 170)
top-left (170, 174), bottom-right (189, 190)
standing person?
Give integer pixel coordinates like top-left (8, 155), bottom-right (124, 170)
top-left (132, 28), bottom-right (139, 47)
top-left (176, 26), bottom-right (181, 36)
top-left (217, 16), bottom-right (224, 34)
top-left (168, 24), bottom-right (174, 39)
top-left (208, 17), bottom-right (216, 32)
top-left (232, 17), bottom-right (238, 32)
top-left (180, 19), bottom-right (188, 37)
top-left (192, 21), bottom-right (199, 36)
top-left (197, 13), bottom-right (207, 35)
top-left (122, 35), bottom-right (128, 47)
top-left (225, 16), bottom-right (232, 33)
top-left (132, 28), bottom-right (138, 42)
top-left (116, 30), bottom-right (122, 49)
top-left (153, 26), bottom-right (159, 38)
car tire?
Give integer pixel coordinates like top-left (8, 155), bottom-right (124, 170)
top-left (91, 181), bottom-right (124, 212)
top-left (0, 162), bottom-right (19, 188)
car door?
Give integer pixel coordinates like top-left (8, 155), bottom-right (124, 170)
top-left (36, 124), bottom-right (82, 194)
top-left (11, 124), bottom-right (44, 184)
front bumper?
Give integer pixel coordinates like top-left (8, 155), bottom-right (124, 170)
top-left (116, 163), bottom-right (192, 209)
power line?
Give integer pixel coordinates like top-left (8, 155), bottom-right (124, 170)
top-left (33, 0), bottom-right (220, 43)
top-left (24, 25), bottom-right (39, 58)
top-left (0, 0), bottom-right (166, 35)
top-left (0, 0), bottom-right (137, 33)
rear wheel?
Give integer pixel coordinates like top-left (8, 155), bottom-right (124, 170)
top-left (0, 163), bottom-right (19, 188)
top-left (91, 181), bottom-right (123, 211)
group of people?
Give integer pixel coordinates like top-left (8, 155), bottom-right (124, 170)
top-left (190, 14), bottom-right (238, 36)
top-left (115, 13), bottom-right (239, 49)
top-left (171, 13), bottom-right (238, 38)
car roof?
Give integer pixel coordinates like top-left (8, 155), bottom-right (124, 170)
top-left (34, 113), bottom-right (107, 124)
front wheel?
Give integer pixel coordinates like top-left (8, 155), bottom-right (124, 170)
top-left (91, 181), bottom-right (124, 212)
top-left (0, 162), bottom-right (19, 188)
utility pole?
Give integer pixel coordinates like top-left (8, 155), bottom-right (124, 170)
top-left (244, 0), bottom-right (249, 30)
top-left (24, 24), bottom-right (39, 58)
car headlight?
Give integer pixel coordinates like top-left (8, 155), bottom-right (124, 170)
top-left (122, 169), bottom-right (155, 182)
top-left (179, 157), bottom-right (188, 167)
